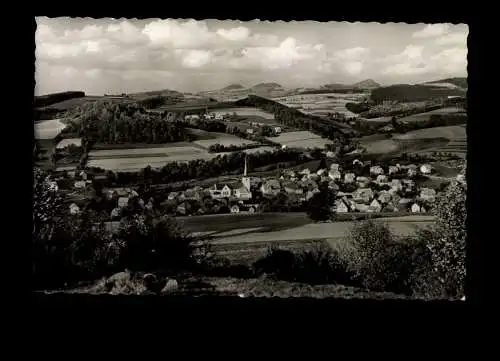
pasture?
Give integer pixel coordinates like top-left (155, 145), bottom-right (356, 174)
top-left (56, 138), bottom-right (82, 149)
top-left (34, 118), bottom-right (67, 139)
top-left (273, 93), bottom-right (366, 118)
top-left (267, 130), bottom-right (331, 149)
top-left (193, 132), bottom-right (258, 149)
top-left (212, 107), bottom-right (275, 120)
top-left (398, 107), bottom-right (466, 123)
top-left (176, 213), bottom-right (435, 246)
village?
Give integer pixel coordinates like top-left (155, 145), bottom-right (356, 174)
top-left (55, 154), bottom-right (443, 221)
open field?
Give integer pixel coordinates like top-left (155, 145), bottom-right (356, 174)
top-left (398, 107), bottom-right (466, 123)
top-left (212, 107), bottom-right (275, 120)
top-left (175, 212), bottom-right (435, 245)
top-left (273, 93), bottom-right (366, 118)
top-left (267, 130), bottom-right (331, 149)
top-left (193, 132), bottom-right (258, 149)
top-left (34, 118), bottom-right (67, 139)
top-left (56, 138), bottom-right (82, 149)
top-left (359, 125), bottom-right (466, 156)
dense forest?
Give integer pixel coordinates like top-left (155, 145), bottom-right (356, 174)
top-left (370, 85), bottom-right (466, 103)
top-left (35, 91), bottom-right (86, 108)
top-left (75, 100), bottom-right (188, 145)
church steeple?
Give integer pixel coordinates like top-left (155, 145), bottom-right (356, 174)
top-left (242, 155), bottom-right (250, 191)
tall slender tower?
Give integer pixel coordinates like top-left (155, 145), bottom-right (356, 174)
top-left (242, 156), bottom-right (251, 191)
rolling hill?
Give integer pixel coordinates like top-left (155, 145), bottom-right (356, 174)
top-left (353, 79), bottom-right (380, 89)
top-left (221, 84), bottom-right (246, 91)
top-left (250, 82), bottom-right (284, 92)
top-left (423, 77), bottom-right (467, 89)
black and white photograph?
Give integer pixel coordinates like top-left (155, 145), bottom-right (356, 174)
top-left (33, 18), bottom-right (467, 300)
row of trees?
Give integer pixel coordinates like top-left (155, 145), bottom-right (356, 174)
top-left (92, 148), bottom-right (318, 187)
top-left (207, 143), bottom-right (263, 153)
top-left (235, 96), bottom-right (357, 142)
top-left (370, 84), bottom-right (465, 103)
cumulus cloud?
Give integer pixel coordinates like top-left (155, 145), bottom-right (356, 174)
top-left (412, 24), bottom-right (450, 38)
top-left (35, 18), bottom-right (469, 94)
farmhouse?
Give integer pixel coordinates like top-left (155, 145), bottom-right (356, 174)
top-left (69, 203), bottom-right (80, 215)
top-left (368, 199), bottom-right (382, 213)
top-left (209, 184), bottom-right (232, 199)
top-left (110, 208), bottom-right (120, 220)
top-left (376, 175), bottom-right (389, 184)
top-left (420, 164), bottom-right (432, 174)
top-left (370, 166), bottom-right (384, 176)
top-left (328, 170), bottom-right (341, 180)
top-left (118, 197), bottom-right (129, 208)
top-left (353, 188), bottom-right (374, 204)
top-left (261, 179), bottom-right (281, 196)
top-left (344, 173), bottom-right (356, 183)
top-left (388, 166), bottom-right (399, 175)
top-left (333, 199), bottom-right (350, 213)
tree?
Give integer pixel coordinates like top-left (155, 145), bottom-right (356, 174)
top-left (425, 167), bottom-right (466, 298)
top-left (306, 183), bottom-right (336, 222)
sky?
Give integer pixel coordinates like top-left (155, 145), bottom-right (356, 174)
top-left (35, 18), bottom-right (468, 96)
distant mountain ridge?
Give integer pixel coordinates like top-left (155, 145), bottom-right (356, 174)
top-left (221, 84), bottom-right (246, 91)
top-left (422, 77), bottom-right (467, 89)
top-left (353, 79), bottom-right (380, 89)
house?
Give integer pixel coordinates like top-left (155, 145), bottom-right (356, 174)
top-left (330, 163), bottom-right (340, 171)
top-left (344, 173), bottom-right (356, 183)
top-left (407, 168), bottom-right (417, 177)
top-left (388, 166), bottom-right (399, 175)
top-left (246, 128), bottom-right (255, 135)
top-left (402, 179), bottom-right (415, 190)
top-left (118, 197), bottom-right (129, 208)
top-left (368, 199), bottom-right (382, 213)
top-left (411, 203), bottom-right (422, 213)
top-left (326, 151), bottom-right (336, 158)
top-left (419, 188), bottom-right (437, 203)
top-left (356, 176), bottom-right (370, 187)
top-left (74, 181), bottom-right (86, 189)
top-left (214, 114), bottom-right (223, 120)
top-left (110, 208), bottom-right (121, 220)
top-left (273, 126), bottom-right (282, 134)
top-left (353, 188), bottom-right (374, 203)
top-left (230, 205), bottom-right (240, 214)
top-left (176, 203), bottom-right (187, 215)
top-left (333, 199), bottom-right (350, 213)
top-left (390, 179), bottom-right (403, 192)
top-left (377, 190), bottom-right (392, 204)
top-left (328, 170), bottom-right (341, 180)
top-left (376, 175), bottom-right (389, 184)
top-left (47, 181), bottom-right (59, 192)
top-left (420, 164), bottom-right (432, 174)
top-left (260, 179), bottom-right (281, 196)
top-left (167, 192), bottom-right (178, 200)
top-left (69, 203), bottom-right (80, 215)
top-left (209, 184), bottom-right (232, 199)
top-left (317, 168), bottom-right (327, 176)
top-left (370, 166), bottom-right (384, 176)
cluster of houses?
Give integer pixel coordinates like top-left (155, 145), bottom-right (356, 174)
top-left (60, 155), bottom-right (444, 218)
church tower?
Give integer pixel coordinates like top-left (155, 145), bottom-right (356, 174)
top-left (242, 156), bottom-right (251, 191)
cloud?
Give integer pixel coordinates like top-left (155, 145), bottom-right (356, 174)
top-left (412, 24), bottom-right (450, 38)
top-left (216, 26), bottom-right (250, 41)
top-left (435, 31), bottom-right (468, 46)
top-left (35, 18), bottom-right (469, 94)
